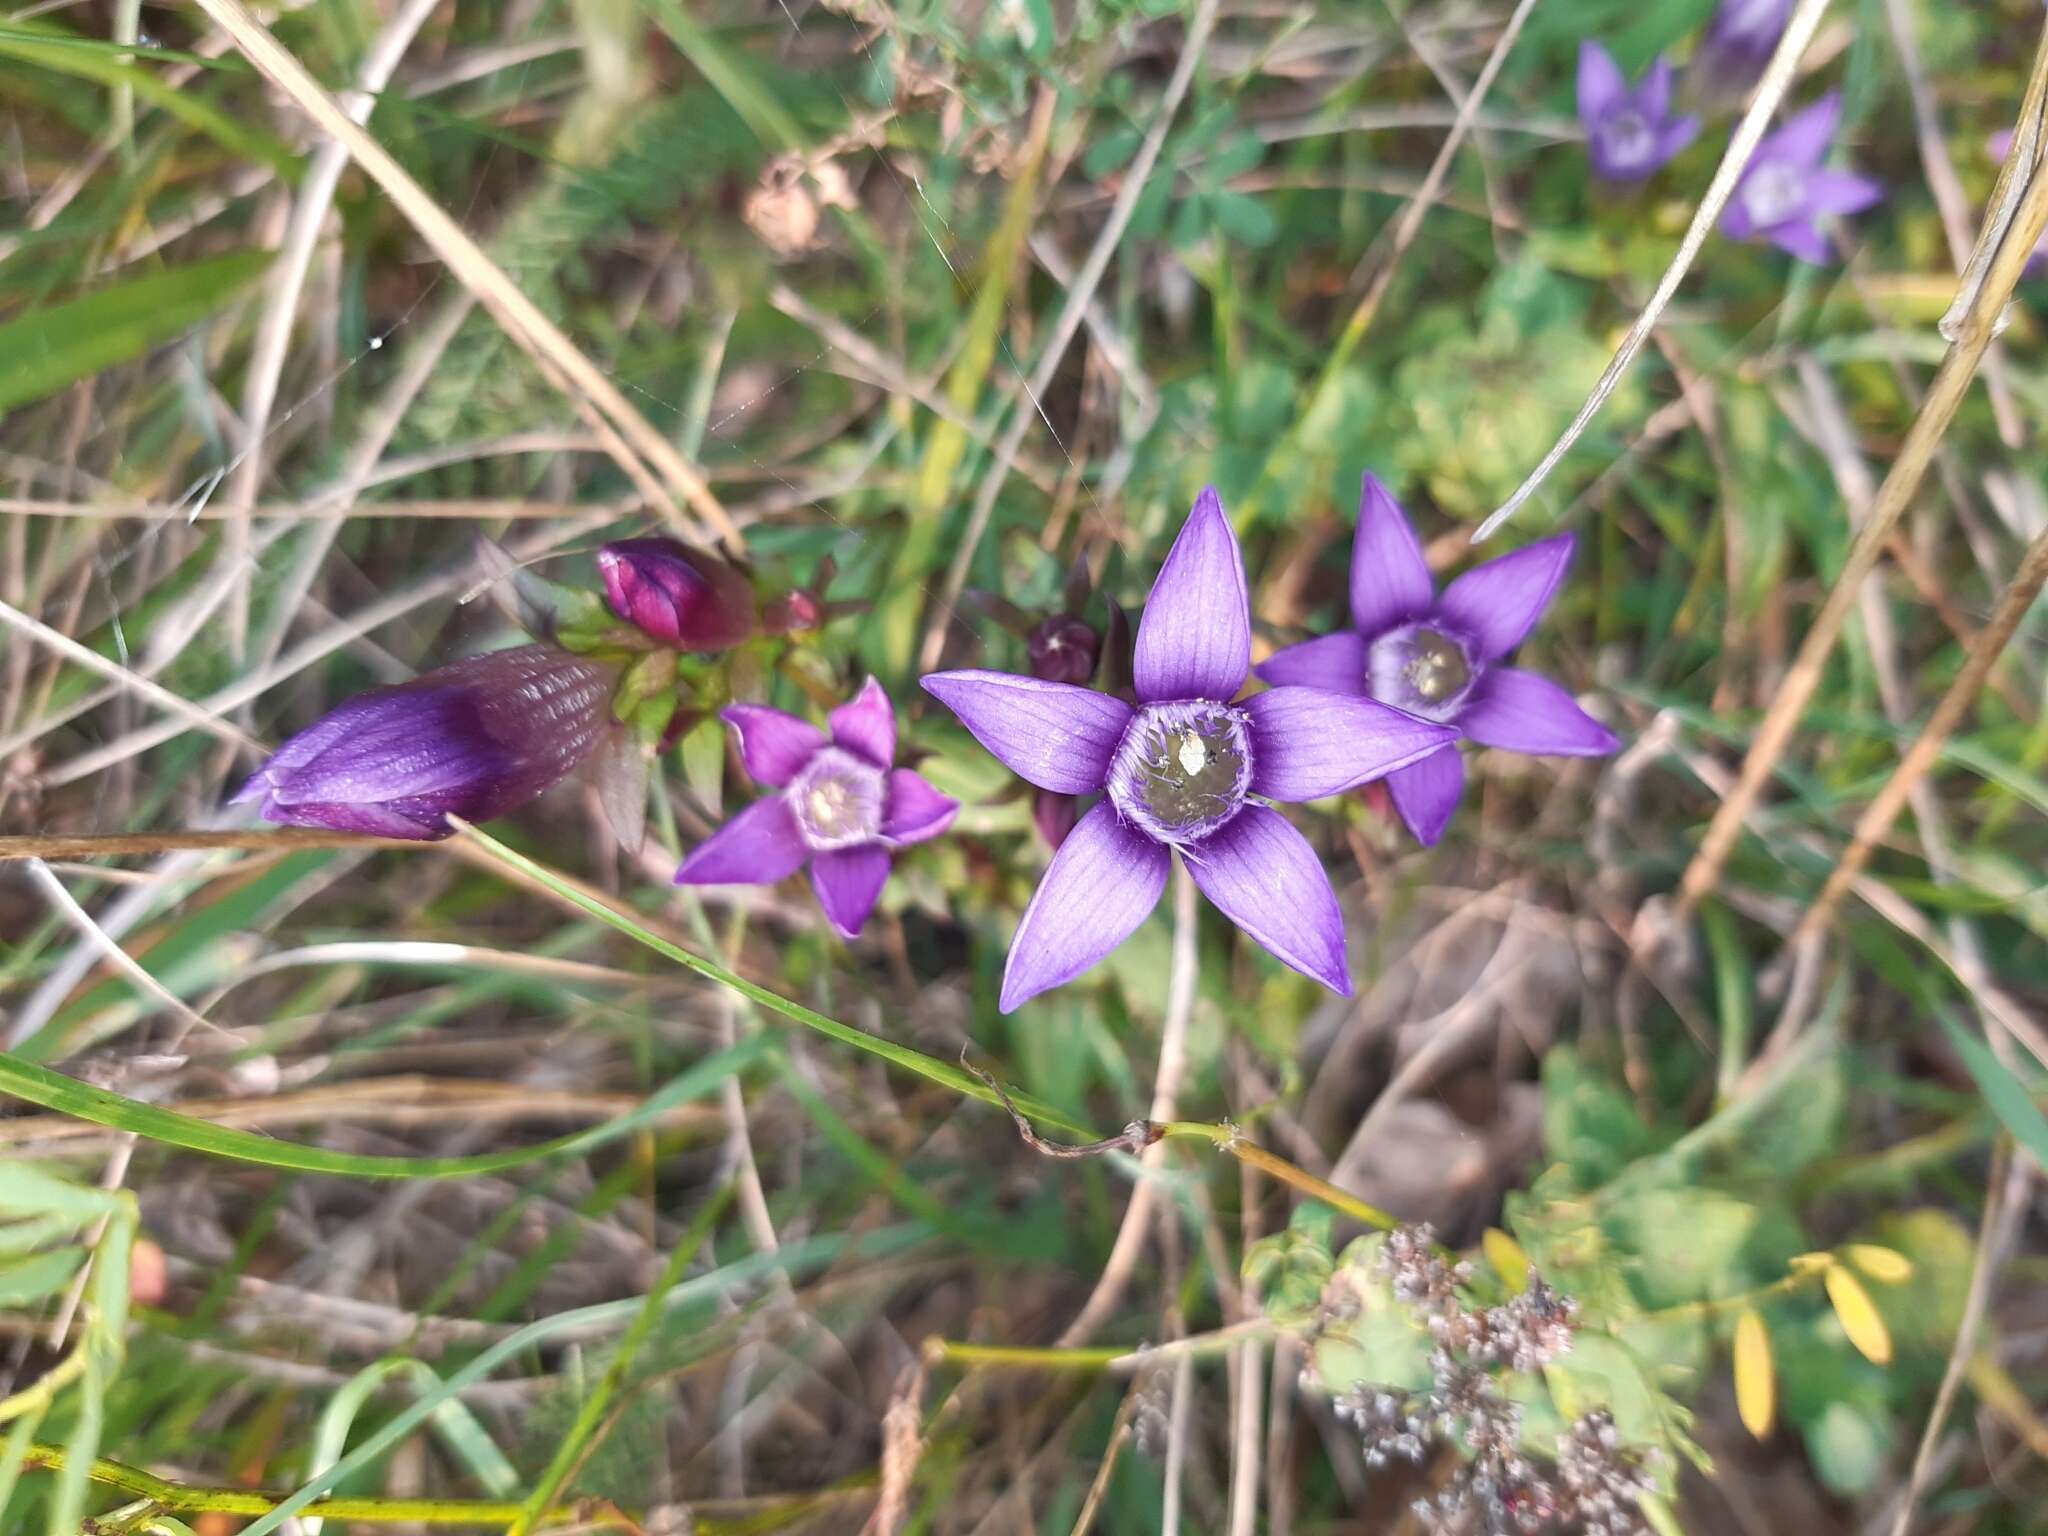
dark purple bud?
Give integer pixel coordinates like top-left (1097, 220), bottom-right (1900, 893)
top-left (1026, 614), bottom-right (1100, 686)
top-left (232, 644), bottom-right (614, 840)
top-left (1033, 789), bottom-right (1079, 850)
top-left (597, 538), bottom-right (757, 651)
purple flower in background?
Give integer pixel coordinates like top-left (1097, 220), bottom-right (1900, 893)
top-left (1256, 476), bottom-right (1618, 849)
top-left (1577, 43), bottom-right (1698, 183)
top-left (234, 644), bottom-right (614, 840)
top-left (597, 537), bottom-right (758, 651)
top-left (1692, 0), bottom-right (1794, 107)
top-left (1719, 94), bottom-right (1882, 263)
top-left (923, 489), bottom-right (1457, 1011)
top-left (1987, 129), bottom-right (2048, 276)
top-left (675, 679), bottom-right (957, 939)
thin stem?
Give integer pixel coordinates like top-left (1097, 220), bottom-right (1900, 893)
top-left (1157, 1122), bottom-right (1401, 1233)
top-left (0, 829), bottom-right (412, 861)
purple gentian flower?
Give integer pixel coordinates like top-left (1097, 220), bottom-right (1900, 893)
top-left (675, 678), bottom-right (958, 939)
top-left (234, 644), bottom-right (614, 840)
top-left (1719, 94), bottom-right (1883, 264)
top-left (1692, 0), bottom-right (1793, 108)
top-left (1255, 477), bottom-right (1619, 849)
top-left (597, 537), bottom-right (758, 651)
top-left (1577, 43), bottom-right (1698, 183)
top-left (922, 489), bottom-right (1458, 1011)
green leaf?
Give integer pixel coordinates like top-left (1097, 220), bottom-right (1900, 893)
top-left (1210, 190), bottom-right (1277, 247)
top-left (0, 1246), bottom-right (86, 1305)
top-left (0, 251), bottom-right (273, 416)
top-left (1936, 1011), bottom-right (2048, 1167)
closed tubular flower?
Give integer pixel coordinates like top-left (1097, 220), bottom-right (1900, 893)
top-left (1719, 93), bottom-right (1882, 264)
top-left (1577, 43), bottom-right (1698, 183)
top-left (1692, 0), bottom-right (1793, 108)
top-left (1256, 476), bottom-right (1619, 848)
top-left (923, 489), bottom-right (1457, 1011)
top-left (675, 678), bottom-right (958, 939)
top-left (597, 537), bottom-right (758, 651)
top-left (233, 644), bottom-right (614, 840)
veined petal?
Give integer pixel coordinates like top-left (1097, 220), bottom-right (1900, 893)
top-left (1577, 40), bottom-right (1626, 123)
top-left (1349, 474), bottom-right (1435, 639)
top-left (253, 798), bottom-right (450, 840)
top-left (675, 794), bottom-right (811, 885)
top-left (1000, 802), bottom-right (1169, 1011)
top-left (1244, 687), bottom-right (1458, 801)
top-left (881, 769), bottom-right (958, 845)
top-left (1458, 668), bottom-right (1620, 757)
top-left (811, 846), bottom-right (891, 938)
top-left (830, 676), bottom-right (897, 767)
top-left (722, 704), bottom-right (826, 787)
top-left (1254, 631), bottom-right (1369, 694)
top-left (921, 670), bottom-right (1131, 794)
top-left (1436, 533), bottom-right (1575, 662)
top-left (1386, 747), bottom-right (1466, 847)
top-left (1133, 486), bottom-right (1251, 704)
top-left (1184, 805), bottom-right (1351, 996)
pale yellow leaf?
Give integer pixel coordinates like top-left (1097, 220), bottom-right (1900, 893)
top-left (1843, 1243), bottom-right (1913, 1285)
top-left (1733, 1307), bottom-right (1775, 1439)
top-left (1825, 1264), bottom-right (1893, 1365)
top-left (1483, 1227), bottom-right (1530, 1294)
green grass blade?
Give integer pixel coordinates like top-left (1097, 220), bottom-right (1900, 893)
top-left (453, 822), bottom-right (1096, 1136)
top-left (304, 1359), bottom-right (516, 1536)
top-left (0, 1035), bottom-right (770, 1178)
top-left (0, 251), bottom-right (274, 415)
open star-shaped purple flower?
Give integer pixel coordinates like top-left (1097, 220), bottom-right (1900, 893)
top-left (922, 489), bottom-right (1457, 1011)
top-left (1719, 93), bottom-right (1882, 264)
top-left (1255, 476), bottom-right (1619, 849)
top-left (1578, 42), bottom-right (1698, 184)
top-left (675, 678), bottom-right (958, 939)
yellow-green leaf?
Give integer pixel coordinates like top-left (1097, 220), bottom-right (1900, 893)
top-left (1825, 1264), bottom-right (1894, 1365)
top-left (1733, 1306), bottom-right (1775, 1439)
top-left (1843, 1243), bottom-right (1914, 1285)
top-left (1483, 1227), bottom-right (1530, 1293)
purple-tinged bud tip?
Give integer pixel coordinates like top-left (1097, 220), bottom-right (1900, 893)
top-left (1026, 614), bottom-right (1100, 686)
top-left (763, 589), bottom-right (823, 635)
top-left (596, 538), bottom-right (757, 652)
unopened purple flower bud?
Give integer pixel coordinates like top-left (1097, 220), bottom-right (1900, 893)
top-left (597, 538), bottom-right (757, 651)
top-left (1026, 613), bottom-right (1100, 685)
top-left (233, 644), bottom-right (614, 840)
top-left (1033, 788), bottom-right (1079, 849)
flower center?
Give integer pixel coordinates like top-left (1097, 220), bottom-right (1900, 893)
top-left (786, 746), bottom-right (885, 851)
top-left (1599, 109), bottom-right (1654, 172)
top-left (1367, 625), bottom-right (1476, 722)
top-left (1106, 700), bottom-right (1253, 845)
top-left (1740, 162), bottom-right (1806, 229)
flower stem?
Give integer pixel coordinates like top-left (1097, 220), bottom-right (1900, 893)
top-left (1156, 1121), bottom-right (1400, 1232)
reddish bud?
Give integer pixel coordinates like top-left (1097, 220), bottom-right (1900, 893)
top-left (1033, 789), bottom-right (1079, 849)
top-left (1026, 614), bottom-right (1100, 686)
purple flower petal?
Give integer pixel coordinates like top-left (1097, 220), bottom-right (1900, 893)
top-left (1000, 802), bottom-right (1169, 1011)
top-left (1386, 747), bottom-right (1466, 847)
top-left (811, 845), bottom-right (891, 938)
top-left (1763, 92), bottom-right (1842, 170)
top-left (675, 794), bottom-right (811, 885)
top-left (1243, 687), bottom-right (1458, 801)
top-left (1577, 40), bottom-right (1626, 123)
top-left (830, 676), bottom-right (896, 767)
top-left (1133, 486), bottom-right (1251, 704)
top-left (1639, 55), bottom-right (1675, 121)
top-left (881, 769), bottom-right (958, 845)
top-left (722, 704), bottom-right (826, 787)
top-left (1349, 474), bottom-right (1435, 640)
top-left (1768, 218), bottom-right (1834, 264)
top-left (1254, 631), bottom-right (1369, 695)
top-left (1458, 668), bottom-right (1620, 757)
top-left (250, 798), bottom-right (453, 839)
top-left (921, 670), bottom-right (1132, 794)
top-left (1183, 805), bottom-right (1351, 996)
top-left (597, 538), bottom-right (756, 651)
top-left (1435, 533), bottom-right (1576, 662)
top-left (1658, 115), bottom-right (1702, 163)
top-left (1803, 169), bottom-right (1884, 217)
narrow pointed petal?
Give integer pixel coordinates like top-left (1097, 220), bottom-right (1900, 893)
top-left (921, 670), bottom-right (1131, 794)
top-left (829, 676), bottom-right (897, 767)
top-left (811, 846), bottom-right (891, 938)
top-left (1349, 474), bottom-right (1435, 638)
top-left (1770, 219), bottom-right (1834, 264)
top-left (1762, 92), bottom-right (1841, 170)
top-left (1254, 631), bottom-right (1369, 695)
top-left (1658, 115), bottom-right (1702, 163)
top-left (1184, 805), bottom-right (1351, 996)
top-left (1244, 687), bottom-right (1458, 801)
top-left (1803, 169), bottom-right (1884, 217)
top-left (1386, 747), bottom-right (1466, 847)
top-left (1577, 40), bottom-right (1626, 122)
top-left (1436, 533), bottom-right (1576, 662)
top-left (1000, 802), bottom-right (1169, 1011)
top-left (675, 795), bottom-right (810, 885)
top-left (1458, 669), bottom-right (1620, 757)
top-left (722, 704), bottom-right (826, 787)
top-left (1638, 55), bottom-right (1675, 121)
top-left (880, 769), bottom-right (958, 845)
top-left (1133, 487), bottom-right (1250, 703)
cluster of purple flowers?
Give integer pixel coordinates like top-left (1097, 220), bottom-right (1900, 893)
top-left (1577, 0), bottom-right (1882, 264)
top-left (237, 481), bottom-right (1616, 1014)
